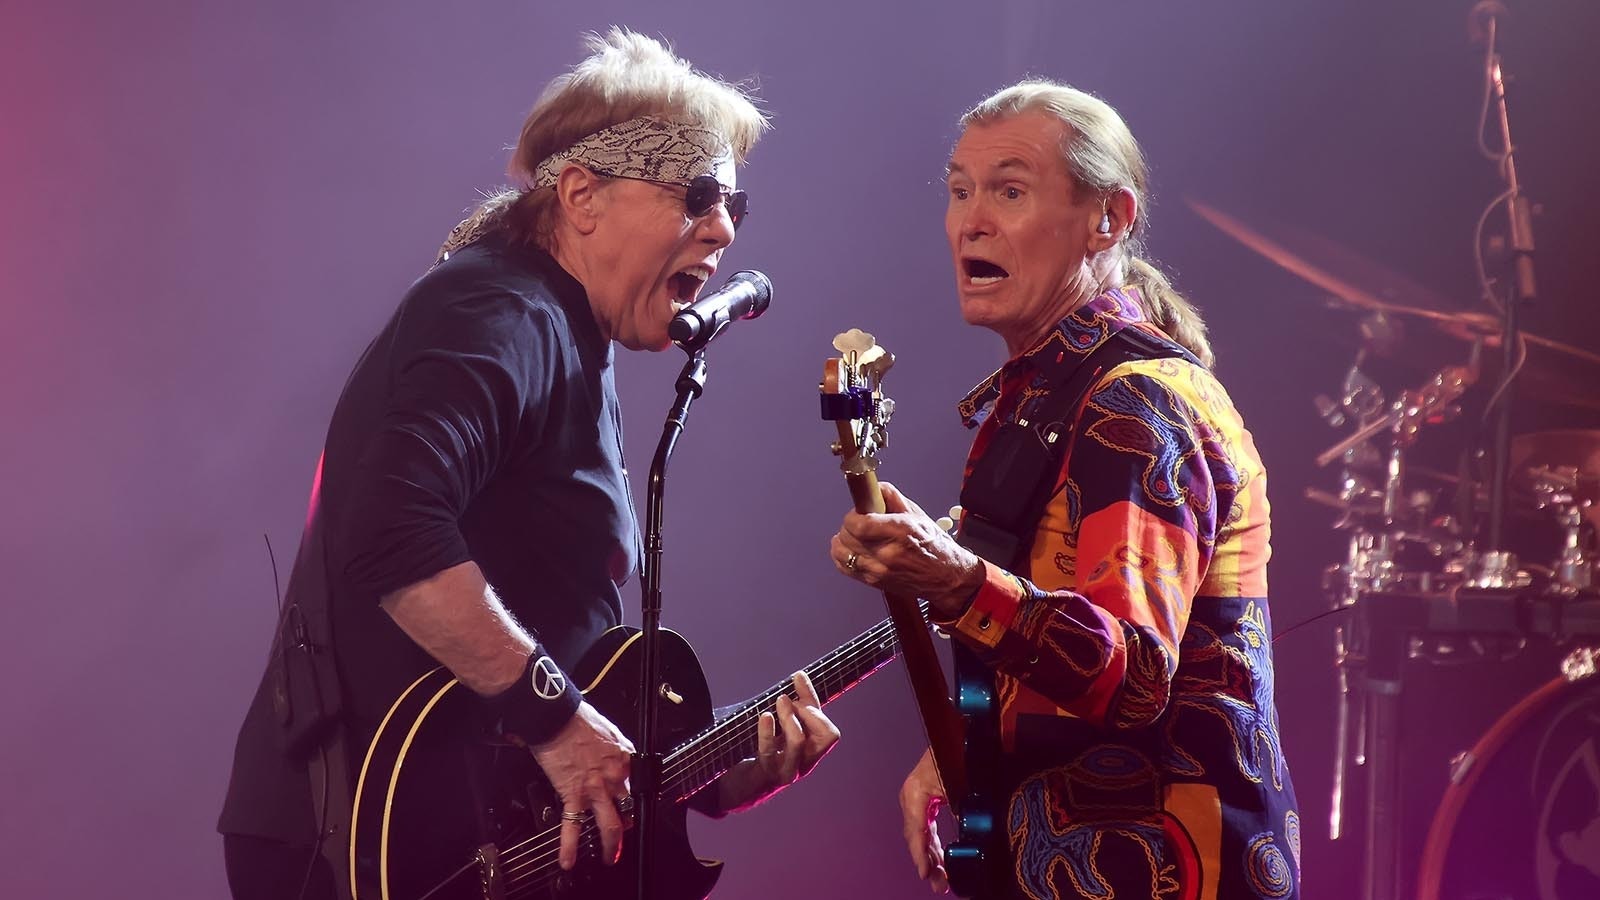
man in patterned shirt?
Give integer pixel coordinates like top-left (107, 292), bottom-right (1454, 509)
top-left (830, 80), bottom-right (1301, 899)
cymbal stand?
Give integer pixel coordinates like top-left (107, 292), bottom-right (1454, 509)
top-left (1317, 343), bottom-right (1476, 860)
top-left (1470, 1), bottom-right (1539, 578)
top-left (1318, 345), bottom-right (1392, 843)
top-left (1317, 340), bottom-right (1477, 897)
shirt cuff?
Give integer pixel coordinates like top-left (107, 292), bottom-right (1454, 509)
top-left (933, 559), bottom-right (1025, 650)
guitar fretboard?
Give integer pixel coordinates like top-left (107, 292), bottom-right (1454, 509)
top-left (659, 604), bottom-right (922, 801)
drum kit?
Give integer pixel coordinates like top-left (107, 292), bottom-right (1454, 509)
top-left (1191, 193), bottom-right (1600, 900)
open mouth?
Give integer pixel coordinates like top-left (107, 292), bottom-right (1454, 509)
top-left (668, 266), bottom-right (711, 309)
top-left (963, 258), bottom-right (1009, 286)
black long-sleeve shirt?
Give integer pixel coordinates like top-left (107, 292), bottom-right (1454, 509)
top-left (219, 232), bottom-right (638, 842)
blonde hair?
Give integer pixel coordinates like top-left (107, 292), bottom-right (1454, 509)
top-left (961, 80), bottom-right (1214, 367)
top-left (440, 28), bottom-right (768, 259)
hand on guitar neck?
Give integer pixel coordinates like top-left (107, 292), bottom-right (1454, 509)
top-left (831, 480), bottom-right (986, 621)
top-left (708, 672), bottom-right (841, 813)
top-left (818, 328), bottom-right (985, 618)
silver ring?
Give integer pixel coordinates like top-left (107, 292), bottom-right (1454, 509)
top-left (845, 552), bottom-right (859, 571)
top-left (561, 810), bottom-right (586, 823)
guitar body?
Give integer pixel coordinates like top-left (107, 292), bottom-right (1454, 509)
top-left (349, 626), bottom-right (721, 900)
top-left (945, 644), bottom-right (1002, 898)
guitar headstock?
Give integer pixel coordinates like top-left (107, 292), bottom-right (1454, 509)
top-left (820, 328), bottom-right (896, 478)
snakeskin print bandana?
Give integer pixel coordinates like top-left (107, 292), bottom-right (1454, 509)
top-left (530, 116), bottom-right (735, 190)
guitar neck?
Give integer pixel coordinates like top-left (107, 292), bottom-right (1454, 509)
top-left (659, 607), bottom-right (915, 802)
top-left (841, 468), bottom-right (969, 801)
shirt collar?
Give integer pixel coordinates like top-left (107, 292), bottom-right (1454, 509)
top-left (956, 286), bottom-right (1149, 428)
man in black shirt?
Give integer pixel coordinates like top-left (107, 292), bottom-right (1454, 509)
top-left (219, 29), bottom-right (838, 899)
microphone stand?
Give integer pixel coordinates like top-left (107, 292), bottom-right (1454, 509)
top-left (1475, 1), bottom-right (1539, 574)
top-left (636, 348), bottom-right (708, 900)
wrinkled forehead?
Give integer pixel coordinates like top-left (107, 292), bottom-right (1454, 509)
top-left (946, 113), bottom-right (1070, 180)
top-left (532, 116), bottom-right (737, 190)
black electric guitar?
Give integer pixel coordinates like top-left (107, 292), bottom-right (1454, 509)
top-left (819, 329), bottom-right (1000, 898)
top-left (348, 617), bottom-right (904, 900)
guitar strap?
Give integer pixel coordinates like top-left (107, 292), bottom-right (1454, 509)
top-left (956, 325), bottom-right (1196, 568)
top-left (949, 325), bottom-right (1195, 887)
top-left (269, 505), bottom-right (358, 900)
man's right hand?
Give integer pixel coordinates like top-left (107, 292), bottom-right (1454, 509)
top-left (531, 701), bottom-right (635, 870)
top-left (900, 747), bottom-right (951, 893)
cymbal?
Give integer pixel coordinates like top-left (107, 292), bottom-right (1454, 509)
top-left (1510, 429), bottom-right (1600, 478)
top-left (1188, 200), bottom-right (1464, 323)
top-left (1510, 429), bottom-right (1600, 525)
top-left (1186, 199), bottom-right (1600, 375)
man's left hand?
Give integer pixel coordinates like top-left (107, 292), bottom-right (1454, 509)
top-left (713, 671), bottom-right (841, 812)
top-left (831, 482), bottom-right (984, 618)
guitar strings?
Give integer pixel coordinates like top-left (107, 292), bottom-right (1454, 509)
top-left (490, 644), bottom-right (895, 886)
top-left (658, 622), bottom-right (903, 790)
top-left (659, 612), bottom-right (909, 789)
top-left (659, 643), bottom-right (892, 791)
top-left (437, 609), bottom-right (919, 895)
top-left (495, 820), bottom-right (599, 891)
top-left (488, 619), bottom-right (905, 887)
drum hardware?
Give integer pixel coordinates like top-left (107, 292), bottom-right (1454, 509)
top-left (1187, 18), bottom-right (1600, 886)
top-left (1188, 201), bottom-right (1600, 897)
top-left (1358, 588), bottom-right (1600, 900)
top-left (1414, 637), bottom-right (1600, 900)
top-left (1460, 548), bottom-right (1524, 590)
top-left (1317, 328), bottom-right (1402, 841)
top-left (1200, 195), bottom-right (1600, 876)
top-left (1559, 645), bottom-right (1599, 681)
top-left (1315, 328), bottom-right (1480, 843)
top-left (1512, 431), bottom-right (1600, 552)
top-left (1527, 466), bottom-right (1594, 593)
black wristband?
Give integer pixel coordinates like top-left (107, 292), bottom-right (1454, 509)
top-left (483, 651), bottom-right (583, 746)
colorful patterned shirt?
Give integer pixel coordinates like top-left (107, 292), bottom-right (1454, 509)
top-left (941, 287), bottom-right (1301, 900)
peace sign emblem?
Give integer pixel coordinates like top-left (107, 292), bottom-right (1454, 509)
top-left (529, 656), bottom-right (567, 700)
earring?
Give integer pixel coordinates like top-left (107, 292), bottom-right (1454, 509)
top-left (1098, 213), bottom-right (1112, 235)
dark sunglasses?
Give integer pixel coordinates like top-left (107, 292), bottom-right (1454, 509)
top-left (594, 171), bottom-right (748, 230)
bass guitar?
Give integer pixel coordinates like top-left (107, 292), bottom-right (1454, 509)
top-left (819, 328), bottom-right (1001, 898)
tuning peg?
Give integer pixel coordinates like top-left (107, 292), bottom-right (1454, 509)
top-left (832, 328), bottom-right (878, 354)
top-left (935, 505), bottom-right (963, 532)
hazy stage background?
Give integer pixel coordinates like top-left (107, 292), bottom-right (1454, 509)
top-left (4, 1), bottom-right (1598, 896)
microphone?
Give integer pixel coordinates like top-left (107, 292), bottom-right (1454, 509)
top-left (1468, 0), bottom-right (1507, 45)
top-left (668, 270), bottom-right (772, 350)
